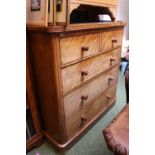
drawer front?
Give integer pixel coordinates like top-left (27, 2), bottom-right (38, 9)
top-left (65, 84), bottom-right (117, 138)
top-left (62, 48), bottom-right (121, 93)
top-left (83, 84), bottom-right (117, 119)
top-left (64, 65), bottom-right (119, 120)
top-left (101, 30), bottom-right (123, 51)
top-left (60, 33), bottom-right (100, 65)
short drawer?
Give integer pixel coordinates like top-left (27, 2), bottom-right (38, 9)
top-left (64, 65), bottom-right (119, 120)
top-left (65, 84), bottom-right (117, 138)
top-left (101, 29), bottom-right (123, 51)
top-left (60, 33), bottom-right (100, 65)
top-left (62, 48), bottom-right (121, 93)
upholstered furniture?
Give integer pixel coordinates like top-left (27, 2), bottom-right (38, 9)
top-left (103, 104), bottom-right (129, 155)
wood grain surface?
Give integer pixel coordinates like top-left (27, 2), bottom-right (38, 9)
top-left (64, 65), bottom-right (119, 121)
top-left (62, 48), bottom-right (121, 93)
top-left (60, 33), bottom-right (100, 64)
top-left (65, 83), bottom-right (118, 138)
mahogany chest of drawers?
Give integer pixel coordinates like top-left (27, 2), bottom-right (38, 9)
top-left (27, 22), bottom-right (124, 150)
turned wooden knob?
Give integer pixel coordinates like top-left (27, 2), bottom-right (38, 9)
top-left (107, 95), bottom-right (112, 99)
top-left (81, 95), bottom-right (88, 100)
top-left (81, 45), bottom-right (89, 52)
top-left (81, 95), bottom-right (88, 106)
top-left (81, 70), bottom-right (88, 76)
top-left (81, 70), bottom-right (88, 81)
top-left (106, 95), bottom-right (112, 103)
top-left (110, 57), bottom-right (116, 62)
top-left (80, 115), bottom-right (87, 126)
top-left (108, 76), bottom-right (114, 84)
top-left (112, 38), bottom-right (118, 43)
top-left (81, 116), bottom-right (87, 121)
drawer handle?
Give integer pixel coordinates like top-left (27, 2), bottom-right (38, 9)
top-left (81, 70), bottom-right (88, 81)
top-left (81, 95), bottom-right (88, 100)
top-left (81, 71), bottom-right (88, 76)
top-left (110, 57), bottom-right (116, 65)
top-left (110, 57), bottom-right (115, 62)
top-left (81, 45), bottom-right (89, 52)
top-left (108, 76), bottom-right (114, 84)
top-left (112, 38), bottom-right (118, 43)
top-left (80, 115), bottom-right (87, 126)
top-left (106, 95), bottom-right (112, 103)
top-left (81, 95), bottom-right (88, 105)
top-left (112, 38), bottom-right (118, 48)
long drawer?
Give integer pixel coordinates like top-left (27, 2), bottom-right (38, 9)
top-left (60, 30), bottom-right (123, 65)
top-left (61, 48), bottom-right (121, 93)
top-left (65, 84), bottom-right (117, 138)
top-left (64, 65), bottom-right (119, 119)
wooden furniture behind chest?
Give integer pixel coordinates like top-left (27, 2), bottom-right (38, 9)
top-left (26, 40), bottom-right (44, 151)
top-left (27, 22), bottom-right (124, 150)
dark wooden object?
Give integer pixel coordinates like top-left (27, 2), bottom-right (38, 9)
top-left (125, 70), bottom-right (129, 103)
top-left (26, 39), bottom-right (44, 152)
top-left (103, 104), bottom-right (129, 155)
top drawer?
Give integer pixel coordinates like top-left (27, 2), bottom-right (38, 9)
top-left (60, 33), bottom-right (100, 65)
top-left (60, 29), bottom-right (123, 65)
top-left (100, 29), bottom-right (123, 51)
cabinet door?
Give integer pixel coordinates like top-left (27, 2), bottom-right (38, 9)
top-left (26, 0), bottom-right (48, 27)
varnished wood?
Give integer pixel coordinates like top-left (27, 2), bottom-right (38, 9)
top-left (44, 98), bottom-right (116, 150)
top-left (26, 38), bottom-right (44, 151)
top-left (62, 64), bottom-right (119, 96)
top-left (27, 33), bottom-right (65, 143)
top-left (27, 23), bottom-right (124, 150)
top-left (61, 46), bottom-right (121, 68)
top-left (61, 48), bottom-right (121, 93)
top-left (26, 22), bottom-right (125, 33)
top-left (64, 65), bottom-right (119, 120)
top-left (70, 0), bottom-right (117, 7)
top-left (60, 32), bottom-right (100, 65)
top-left (101, 29), bottom-right (123, 51)
top-left (26, 135), bottom-right (44, 152)
top-left (27, 0), bottom-right (118, 26)
top-left (65, 83), bottom-right (118, 138)
top-left (60, 29), bottom-right (123, 65)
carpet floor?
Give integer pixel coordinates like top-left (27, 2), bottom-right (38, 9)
top-left (27, 71), bottom-right (126, 155)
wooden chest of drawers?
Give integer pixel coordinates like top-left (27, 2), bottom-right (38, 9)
top-left (27, 23), bottom-right (124, 150)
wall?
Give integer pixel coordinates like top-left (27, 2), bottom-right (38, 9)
top-left (116, 0), bottom-right (129, 57)
top-left (117, 0), bottom-right (129, 40)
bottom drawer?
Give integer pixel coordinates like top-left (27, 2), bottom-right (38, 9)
top-left (65, 84), bottom-right (117, 139)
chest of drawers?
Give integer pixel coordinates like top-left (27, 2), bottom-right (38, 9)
top-left (27, 22), bottom-right (124, 150)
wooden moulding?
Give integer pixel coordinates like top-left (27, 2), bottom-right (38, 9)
top-left (43, 99), bottom-right (116, 151)
top-left (26, 22), bottom-right (126, 33)
top-left (26, 134), bottom-right (44, 152)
